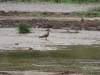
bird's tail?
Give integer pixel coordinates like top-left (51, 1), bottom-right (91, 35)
top-left (39, 36), bottom-right (44, 38)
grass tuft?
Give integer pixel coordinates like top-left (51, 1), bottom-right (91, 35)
top-left (17, 22), bottom-right (31, 33)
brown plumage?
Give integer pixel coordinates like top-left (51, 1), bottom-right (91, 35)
top-left (39, 28), bottom-right (50, 39)
top-left (46, 23), bottom-right (53, 28)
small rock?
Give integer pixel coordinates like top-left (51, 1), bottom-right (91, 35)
top-left (94, 19), bottom-right (98, 21)
top-left (35, 26), bottom-right (38, 28)
top-left (15, 43), bottom-right (19, 45)
top-left (28, 47), bottom-right (33, 50)
top-left (0, 10), bottom-right (6, 15)
top-left (37, 22), bottom-right (39, 24)
top-left (21, 47), bottom-right (25, 50)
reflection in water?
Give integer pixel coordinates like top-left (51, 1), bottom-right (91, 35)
top-left (0, 28), bottom-right (100, 50)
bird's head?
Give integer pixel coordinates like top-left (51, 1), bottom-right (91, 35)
top-left (46, 28), bottom-right (50, 31)
top-left (46, 28), bottom-right (52, 32)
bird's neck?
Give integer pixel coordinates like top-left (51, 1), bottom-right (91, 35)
top-left (47, 30), bottom-right (49, 34)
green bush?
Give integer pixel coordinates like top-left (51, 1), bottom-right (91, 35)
top-left (75, 27), bottom-right (79, 33)
top-left (94, 26), bottom-right (100, 31)
top-left (75, 30), bottom-right (79, 33)
top-left (17, 22), bottom-right (31, 33)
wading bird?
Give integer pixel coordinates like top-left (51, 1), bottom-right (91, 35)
top-left (39, 28), bottom-right (50, 39)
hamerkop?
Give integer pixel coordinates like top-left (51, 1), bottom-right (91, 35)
top-left (39, 28), bottom-right (50, 39)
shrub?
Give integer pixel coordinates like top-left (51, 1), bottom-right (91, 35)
top-left (17, 22), bottom-right (31, 33)
top-left (75, 30), bottom-right (79, 33)
top-left (75, 28), bottom-right (79, 33)
top-left (94, 26), bottom-right (100, 31)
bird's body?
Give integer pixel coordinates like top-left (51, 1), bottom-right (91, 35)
top-left (39, 28), bottom-right (50, 39)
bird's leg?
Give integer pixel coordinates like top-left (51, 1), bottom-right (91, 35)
top-left (49, 29), bottom-right (52, 32)
top-left (46, 37), bottom-right (47, 39)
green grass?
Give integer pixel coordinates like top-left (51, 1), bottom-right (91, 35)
top-left (7, 7), bottom-right (100, 17)
top-left (67, 6), bottom-right (100, 17)
top-left (6, 5), bottom-right (100, 17)
top-left (94, 26), bottom-right (100, 30)
top-left (0, 72), bottom-right (9, 74)
top-left (69, 6), bottom-right (100, 17)
top-left (0, 44), bottom-right (100, 74)
top-left (18, 12), bottom-right (65, 17)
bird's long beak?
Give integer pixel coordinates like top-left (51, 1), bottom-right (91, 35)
top-left (49, 29), bottom-right (52, 32)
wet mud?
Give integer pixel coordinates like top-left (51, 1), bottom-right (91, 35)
top-left (0, 28), bottom-right (100, 50)
top-left (0, 17), bottom-right (100, 31)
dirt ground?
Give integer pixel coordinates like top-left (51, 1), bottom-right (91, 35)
top-left (0, 15), bottom-right (100, 31)
top-left (0, 10), bottom-right (100, 30)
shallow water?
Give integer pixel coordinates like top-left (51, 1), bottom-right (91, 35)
top-left (0, 28), bottom-right (100, 50)
top-left (0, 2), bottom-right (100, 12)
top-left (0, 49), bottom-right (100, 74)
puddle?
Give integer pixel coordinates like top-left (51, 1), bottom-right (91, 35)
top-left (0, 28), bottom-right (100, 50)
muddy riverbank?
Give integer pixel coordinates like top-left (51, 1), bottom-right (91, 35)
top-left (0, 17), bottom-right (100, 31)
top-left (0, 28), bottom-right (100, 50)
top-left (0, 2), bottom-right (100, 30)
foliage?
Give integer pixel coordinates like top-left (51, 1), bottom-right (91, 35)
top-left (17, 7), bottom-right (100, 17)
top-left (94, 26), bottom-right (100, 30)
top-left (89, 6), bottom-right (100, 12)
top-left (8, 6), bottom-right (100, 17)
top-left (75, 27), bottom-right (79, 33)
top-left (0, 72), bottom-right (9, 74)
top-left (67, 6), bottom-right (100, 17)
top-left (75, 30), bottom-right (79, 33)
top-left (17, 22), bottom-right (31, 33)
